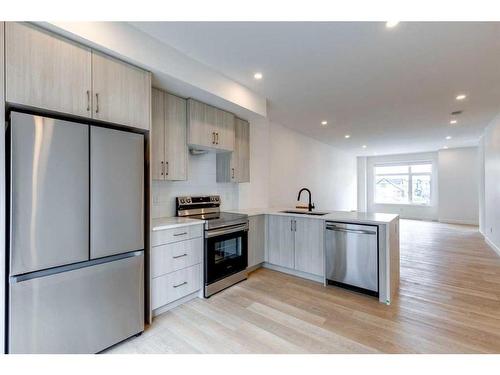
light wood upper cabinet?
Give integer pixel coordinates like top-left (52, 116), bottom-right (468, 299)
top-left (187, 99), bottom-right (213, 148)
top-left (266, 215), bottom-right (295, 269)
top-left (294, 217), bottom-right (324, 276)
top-left (5, 22), bottom-right (92, 118)
top-left (216, 110), bottom-right (235, 151)
top-left (152, 88), bottom-right (188, 181)
top-left (216, 117), bottom-right (250, 183)
top-left (164, 93), bottom-right (187, 181)
top-left (92, 52), bottom-right (151, 130)
top-left (151, 89), bottom-right (166, 180)
top-left (187, 99), bottom-right (235, 151)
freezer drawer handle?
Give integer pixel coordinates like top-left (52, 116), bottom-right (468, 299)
top-left (173, 281), bottom-right (188, 288)
top-left (173, 253), bottom-right (188, 259)
top-left (325, 226), bottom-right (377, 235)
top-left (173, 232), bottom-right (188, 237)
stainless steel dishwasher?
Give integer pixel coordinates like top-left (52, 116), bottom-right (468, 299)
top-left (325, 221), bottom-right (379, 297)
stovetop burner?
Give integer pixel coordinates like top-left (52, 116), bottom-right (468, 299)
top-left (176, 195), bottom-right (248, 230)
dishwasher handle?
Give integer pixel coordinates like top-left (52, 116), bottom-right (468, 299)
top-left (325, 225), bottom-right (377, 235)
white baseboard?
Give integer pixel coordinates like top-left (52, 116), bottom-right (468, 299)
top-left (262, 263), bottom-right (324, 283)
top-left (484, 236), bottom-right (500, 257)
top-left (152, 291), bottom-right (200, 318)
top-left (439, 218), bottom-right (479, 226)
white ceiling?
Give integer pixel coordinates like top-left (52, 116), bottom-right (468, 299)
top-left (131, 22), bottom-right (500, 155)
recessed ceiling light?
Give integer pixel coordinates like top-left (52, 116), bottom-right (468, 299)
top-left (443, 146), bottom-right (449, 149)
top-left (386, 21), bottom-right (400, 28)
top-left (450, 120), bottom-right (458, 124)
top-left (321, 121), bottom-right (328, 126)
top-left (446, 136), bottom-right (452, 140)
top-left (253, 72), bottom-right (263, 80)
top-left (456, 94), bottom-right (467, 101)
top-left (362, 145), bottom-right (367, 149)
top-left (344, 134), bottom-right (351, 139)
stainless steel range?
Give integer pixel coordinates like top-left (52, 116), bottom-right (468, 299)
top-left (176, 195), bottom-right (248, 297)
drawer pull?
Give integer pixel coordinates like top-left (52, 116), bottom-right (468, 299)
top-left (173, 253), bottom-right (188, 259)
top-left (173, 232), bottom-right (188, 237)
top-left (173, 281), bottom-right (188, 288)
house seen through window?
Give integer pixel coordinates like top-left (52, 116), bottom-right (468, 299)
top-left (374, 163), bottom-right (432, 205)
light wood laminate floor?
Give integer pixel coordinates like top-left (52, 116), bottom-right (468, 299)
top-left (107, 220), bottom-right (500, 353)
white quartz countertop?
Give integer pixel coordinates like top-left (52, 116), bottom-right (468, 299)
top-left (152, 217), bottom-right (205, 231)
top-left (226, 208), bottom-right (399, 225)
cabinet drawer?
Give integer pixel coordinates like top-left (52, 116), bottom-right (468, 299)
top-left (152, 237), bottom-right (202, 277)
top-left (152, 264), bottom-right (201, 309)
top-left (152, 224), bottom-right (203, 246)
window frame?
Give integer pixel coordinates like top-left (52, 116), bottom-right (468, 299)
top-left (373, 161), bottom-right (433, 206)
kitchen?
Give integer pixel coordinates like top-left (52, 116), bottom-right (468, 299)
top-left (1, 13), bottom-right (500, 368)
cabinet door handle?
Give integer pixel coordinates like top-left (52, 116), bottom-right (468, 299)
top-left (231, 168), bottom-right (235, 179)
top-left (95, 93), bottom-right (100, 114)
top-left (161, 161), bottom-right (164, 176)
top-left (212, 132), bottom-right (215, 144)
top-left (173, 253), bottom-right (188, 259)
top-left (173, 231), bottom-right (188, 237)
top-left (173, 281), bottom-right (188, 288)
top-left (216, 132), bottom-right (219, 144)
top-left (166, 161), bottom-right (169, 176)
top-left (291, 220), bottom-right (293, 231)
top-left (86, 90), bottom-right (90, 112)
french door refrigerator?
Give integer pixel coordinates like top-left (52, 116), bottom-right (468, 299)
top-left (7, 112), bottom-right (145, 354)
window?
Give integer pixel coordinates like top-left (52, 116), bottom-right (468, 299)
top-left (374, 162), bottom-right (432, 205)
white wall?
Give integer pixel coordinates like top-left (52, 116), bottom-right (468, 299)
top-left (482, 113), bottom-right (500, 254)
top-left (438, 147), bottom-right (479, 225)
top-left (362, 151), bottom-right (439, 220)
top-left (152, 152), bottom-right (239, 218)
top-left (478, 136), bottom-right (486, 234)
top-left (268, 121), bottom-right (357, 211)
top-left (152, 117), bottom-right (357, 217)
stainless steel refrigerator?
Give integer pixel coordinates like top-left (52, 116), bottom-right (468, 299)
top-left (7, 112), bottom-right (145, 353)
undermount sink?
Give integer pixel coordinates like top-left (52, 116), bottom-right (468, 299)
top-left (280, 210), bottom-right (330, 216)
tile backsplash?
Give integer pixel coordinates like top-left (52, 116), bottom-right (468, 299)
top-left (152, 152), bottom-right (239, 218)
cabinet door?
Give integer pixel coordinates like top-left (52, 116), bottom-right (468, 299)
top-left (235, 118), bottom-right (250, 182)
top-left (92, 52), bottom-right (151, 130)
top-left (187, 99), bottom-right (213, 148)
top-left (267, 215), bottom-right (294, 269)
top-left (151, 88), bottom-right (165, 180)
top-left (165, 93), bottom-right (188, 181)
top-left (5, 22), bottom-right (92, 118)
top-left (215, 117), bottom-right (249, 183)
top-left (248, 215), bottom-right (266, 267)
top-left (215, 110), bottom-right (235, 151)
top-left (294, 217), bottom-right (324, 276)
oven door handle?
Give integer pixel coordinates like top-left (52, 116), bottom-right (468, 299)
top-left (206, 223), bottom-right (249, 238)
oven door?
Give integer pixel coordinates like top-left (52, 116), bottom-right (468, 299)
top-left (205, 223), bottom-right (248, 285)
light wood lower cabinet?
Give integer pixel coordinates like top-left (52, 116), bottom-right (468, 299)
top-left (152, 264), bottom-right (202, 310)
top-left (92, 52), bottom-right (151, 130)
top-left (248, 215), bottom-right (266, 268)
top-left (216, 117), bottom-right (250, 183)
top-left (266, 215), bottom-right (324, 277)
top-left (294, 217), bottom-right (324, 276)
top-left (5, 22), bottom-right (92, 118)
top-left (151, 224), bottom-right (203, 313)
top-left (266, 215), bottom-right (295, 269)
top-left (152, 88), bottom-right (188, 181)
